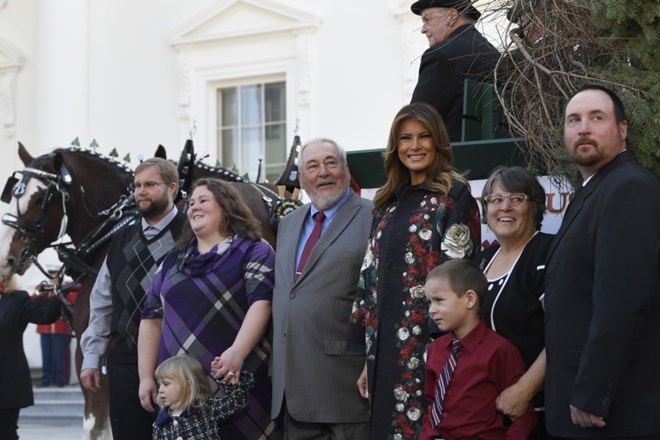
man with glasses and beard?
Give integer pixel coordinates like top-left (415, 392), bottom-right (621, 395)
top-left (80, 158), bottom-right (185, 440)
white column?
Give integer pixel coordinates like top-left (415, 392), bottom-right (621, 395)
top-left (35, 0), bottom-right (88, 151)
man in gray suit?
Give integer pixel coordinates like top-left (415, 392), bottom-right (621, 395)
top-left (271, 138), bottom-right (372, 439)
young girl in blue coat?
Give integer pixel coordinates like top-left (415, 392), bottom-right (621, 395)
top-left (152, 354), bottom-right (254, 440)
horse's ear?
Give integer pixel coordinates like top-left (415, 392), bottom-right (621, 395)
top-left (53, 151), bottom-right (64, 172)
top-left (18, 142), bottom-right (34, 165)
top-left (179, 139), bottom-right (195, 165)
top-left (155, 145), bottom-right (167, 159)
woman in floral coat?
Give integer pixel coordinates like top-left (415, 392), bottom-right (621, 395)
top-left (350, 102), bottom-right (480, 439)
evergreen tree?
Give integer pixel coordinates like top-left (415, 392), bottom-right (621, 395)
top-left (497, 0), bottom-right (659, 184)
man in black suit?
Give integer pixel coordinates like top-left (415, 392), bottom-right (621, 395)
top-left (410, 0), bottom-right (499, 142)
top-left (544, 85), bottom-right (660, 438)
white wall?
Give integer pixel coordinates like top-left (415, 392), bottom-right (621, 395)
top-left (2, 0), bottom-right (509, 160)
top-left (1, 0), bottom-right (511, 365)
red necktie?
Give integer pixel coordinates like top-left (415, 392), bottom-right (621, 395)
top-left (431, 339), bottom-right (461, 428)
top-left (295, 211), bottom-right (325, 280)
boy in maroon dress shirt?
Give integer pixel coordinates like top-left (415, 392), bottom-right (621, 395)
top-left (420, 259), bottom-right (536, 440)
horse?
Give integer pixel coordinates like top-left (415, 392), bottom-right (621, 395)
top-left (157, 139), bottom-right (301, 245)
top-left (0, 142), bottom-right (299, 439)
top-left (0, 144), bottom-right (133, 439)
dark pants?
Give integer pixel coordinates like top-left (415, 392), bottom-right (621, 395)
top-left (284, 399), bottom-right (370, 440)
top-left (40, 333), bottom-right (68, 385)
top-left (531, 411), bottom-right (562, 440)
top-left (108, 359), bottom-right (155, 440)
top-left (0, 408), bottom-right (19, 440)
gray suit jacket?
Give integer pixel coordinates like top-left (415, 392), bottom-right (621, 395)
top-left (271, 191), bottom-right (372, 423)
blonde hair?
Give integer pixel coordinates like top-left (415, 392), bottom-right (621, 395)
top-left (0, 276), bottom-right (18, 293)
top-left (154, 355), bottom-right (211, 412)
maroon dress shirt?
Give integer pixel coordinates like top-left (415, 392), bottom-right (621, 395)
top-left (420, 320), bottom-right (536, 440)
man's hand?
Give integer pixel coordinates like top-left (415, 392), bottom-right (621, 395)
top-left (80, 368), bottom-right (101, 392)
top-left (139, 377), bottom-right (158, 413)
top-left (570, 405), bottom-right (606, 428)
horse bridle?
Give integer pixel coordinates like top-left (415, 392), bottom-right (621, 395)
top-left (1, 160), bottom-right (136, 280)
top-left (1, 165), bottom-right (72, 275)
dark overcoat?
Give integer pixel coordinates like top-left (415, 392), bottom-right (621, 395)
top-left (411, 23), bottom-right (499, 142)
top-left (544, 151), bottom-right (660, 437)
top-left (0, 291), bottom-right (60, 409)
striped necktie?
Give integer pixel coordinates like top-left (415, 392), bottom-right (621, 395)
top-left (431, 338), bottom-right (462, 428)
top-left (295, 211), bottom-right (325, 280)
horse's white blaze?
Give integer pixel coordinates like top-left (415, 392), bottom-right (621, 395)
top-left (0, 179), bottom-right (47, 277)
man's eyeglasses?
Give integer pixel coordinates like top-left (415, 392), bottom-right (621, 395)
top-left (132, 181), bottom-right (166, 191)
top-left (483, 193), bottom-right (530, 206)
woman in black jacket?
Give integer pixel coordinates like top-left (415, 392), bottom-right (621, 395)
top-left (476, 166), bottom-right (557, 439)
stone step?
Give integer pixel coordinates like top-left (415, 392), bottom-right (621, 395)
top-left (19, 385), bottom-right (84, 426)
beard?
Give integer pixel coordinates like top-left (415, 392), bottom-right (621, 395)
top-left (571, 153), bottom-right (600, 168)
top-left (308, 190), bottom-right (344, 211)
top-left (569, 140), bottom-right (601, 168)
top-left (306, 175), bottom-right (350, 210)
top-left (137, 191), bottom-right (170, 220)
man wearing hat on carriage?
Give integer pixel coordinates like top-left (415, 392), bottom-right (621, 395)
top-left (410, 0), bottom-right (500, 142)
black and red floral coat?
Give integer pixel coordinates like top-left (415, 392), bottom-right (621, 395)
top-left (350, 181), bottom-right (480, 440)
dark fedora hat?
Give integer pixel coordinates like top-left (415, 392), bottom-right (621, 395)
top-left (411, 0), bottom-right (481, 21)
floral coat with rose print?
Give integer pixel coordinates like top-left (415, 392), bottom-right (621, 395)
top-left (350, 181), bottom-right (480, 440)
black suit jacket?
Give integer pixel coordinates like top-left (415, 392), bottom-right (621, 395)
top-left (0, 291), bottom-right (61, 409)
top-left (411, 24), bottom-right (499, 142)
top-left (544, 151), bottom-right (660, 437)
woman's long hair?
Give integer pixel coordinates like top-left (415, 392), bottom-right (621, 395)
top-left (154, 354), bottom-right (212, 412)
top-left (176, 178), bottom-right (263, 249)
top-left (373, 102), bottom-right (467, 211)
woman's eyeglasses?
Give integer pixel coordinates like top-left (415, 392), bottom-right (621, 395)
top-left (483, 193), bottom-right (529, 206)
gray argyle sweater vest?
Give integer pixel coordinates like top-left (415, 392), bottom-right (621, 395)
top-left (107, 213), bottom-right (185, 362)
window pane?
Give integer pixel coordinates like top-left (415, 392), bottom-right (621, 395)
top-left (241, 126), bottom-right (262, 181)
top-left (221, 128), bottom-right (237, 169)
top-left (265, 82), bottom-right (285, 122)
top-left (265, 124), bottom-right (286, 164)
top-left (265, 123), bottom-right (286, 182)
top-left (217, 80), bottom-right (286, 182)
top-left (241, 85), bottom-right (262, 125)
top-left (220, 88), bottom-right (237, 126)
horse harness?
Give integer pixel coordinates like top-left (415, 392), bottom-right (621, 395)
top-left (2, 165), bottom-right (72, 272)
top-left (175, 144), bottom-right (301, 223)
top-left (1, 159), bottom-right (137, 285)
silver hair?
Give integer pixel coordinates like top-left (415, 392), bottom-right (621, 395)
top-left (298, 138), bottom-right (348, 169)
